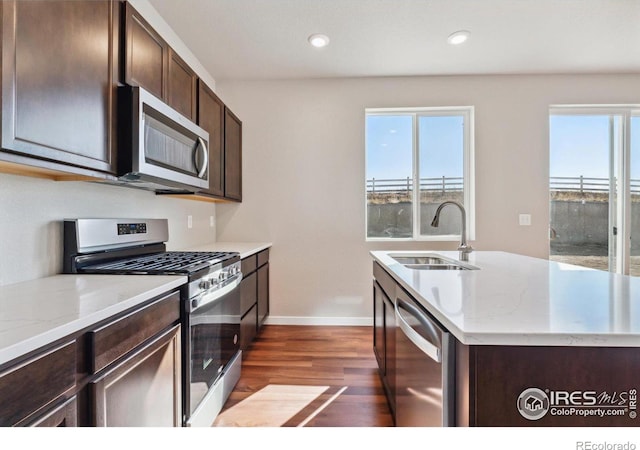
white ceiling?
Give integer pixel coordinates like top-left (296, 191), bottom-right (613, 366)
top-left (148, 0), bottom-right (640, 81)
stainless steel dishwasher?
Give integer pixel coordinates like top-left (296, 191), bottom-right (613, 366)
top-left (395, 287), bottom-right (455, 426)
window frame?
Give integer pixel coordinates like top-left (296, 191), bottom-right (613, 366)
top-left (549, 104), bottom-right (640, 275)
top-left (365, 106), bottom-right (475, 242)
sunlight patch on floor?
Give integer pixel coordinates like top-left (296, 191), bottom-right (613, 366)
top-left (213, 384), bottom-right (330, 427)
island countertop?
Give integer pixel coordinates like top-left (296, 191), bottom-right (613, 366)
top-left (370, 250), bottom-right (640, 347)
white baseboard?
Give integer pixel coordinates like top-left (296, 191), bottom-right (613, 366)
top-left (263, 316), bottom-right (372, 326)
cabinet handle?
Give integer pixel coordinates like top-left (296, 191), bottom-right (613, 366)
top-left (395, 297), bottom-right (442, 363)
top-left (195, 137), bottom-right (209, 178)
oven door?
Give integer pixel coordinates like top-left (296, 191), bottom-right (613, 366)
top-left (185, 276), bottom-right (241, 426)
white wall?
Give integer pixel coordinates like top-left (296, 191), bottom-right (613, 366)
top-left (0, 173), bottom-right (217, 286)
top-left (215, 74), bottom-right (640, 325)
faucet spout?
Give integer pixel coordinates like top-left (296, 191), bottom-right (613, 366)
top-left (430, 201), bottom-right (472, 257)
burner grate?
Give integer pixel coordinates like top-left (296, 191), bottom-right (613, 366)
top-left (84, 251), bottom-right (237, 274)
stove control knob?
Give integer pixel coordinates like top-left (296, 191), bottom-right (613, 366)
top-left (199, 280), bottom-right (211, 290)
top-left (218, 272), bottom-right (226, 282)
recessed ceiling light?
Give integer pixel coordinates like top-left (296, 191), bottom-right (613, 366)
top-left (447, 30), bottom-right (470, 45)
top-left (308, 33), bottom-right (330, 48)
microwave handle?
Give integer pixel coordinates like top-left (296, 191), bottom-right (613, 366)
top-left (195, 137), bottom-right (209, 178)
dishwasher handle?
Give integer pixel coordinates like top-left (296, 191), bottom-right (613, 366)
top-left (395, 297), bottom-right (442, 363)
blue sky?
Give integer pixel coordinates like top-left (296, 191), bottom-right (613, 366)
top-left (366, 114), bottom-right (463, 180)
top-left (366, 113), bottom-right (640, 181)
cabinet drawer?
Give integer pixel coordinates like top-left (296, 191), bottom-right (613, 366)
top-left (257, 248), bottom-right (270, 267)
top-left (90, 291), bottom-right (180, 374)
top-left (0, 341), bottom-right (76, 426)
top-left (241, 254), bottom-right (257, 275)
top-left (373, 262), bottom-right (396, 302)
top-left (240, 271), bottom-right (257, 315)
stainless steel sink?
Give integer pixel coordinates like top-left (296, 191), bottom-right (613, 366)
top-left (389, 253), bottom-right (479, 271)
top-left (391, 256), bottom-right (449, 265)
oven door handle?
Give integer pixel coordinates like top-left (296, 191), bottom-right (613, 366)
top-left (189, 274), bottom-right (243, 313)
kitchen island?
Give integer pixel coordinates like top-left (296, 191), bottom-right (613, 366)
top-left (371, 250), bottom-right (640, 427)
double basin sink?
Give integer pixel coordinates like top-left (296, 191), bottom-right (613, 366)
top-left (390, 253), bottom-right (479, 271)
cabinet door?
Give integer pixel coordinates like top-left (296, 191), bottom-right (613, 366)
top-left (224, 107), bottom-right (243, 201)
top-left (1, 0), bottom-right (119, 174)
top-left (240, 304), bottom-right (258, 351)
top-left (90, 325), bottom-right (181, 427)
top-left (257, 263), bottom-right (269, 328)
top-left (198, 81), bottom-right (225, 197)
top-left (167, 49), bottom-right (197, 121)
top-left (124, 2), bottom-right (167, 100)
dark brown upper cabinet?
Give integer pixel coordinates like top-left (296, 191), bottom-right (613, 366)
top-left (224, 107), bottom-right (243, 202)
top-left (123, 2), bottom-right (167, 101)
top-left (1, 0), bottom-right (120, 177)
top-left (124, 3), bottom-right (197, 122)
top-left (168, 49), bottom-right (198, 122)
top-left (197, 80), bottom-right (225, 198)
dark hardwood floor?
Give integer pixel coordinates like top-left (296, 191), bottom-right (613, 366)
top-left (214, 325), bottom-right (394, 427)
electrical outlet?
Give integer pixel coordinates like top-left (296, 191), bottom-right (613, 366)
top-left (187, 215), bottom-right (193, 229)
top-left (210, 216), bottom-right (215, 227)
top-left (519, 214), bottom-right (532, 226)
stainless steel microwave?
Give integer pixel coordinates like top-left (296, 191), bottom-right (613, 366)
top-left (117, 86), bottom-right (209, 193)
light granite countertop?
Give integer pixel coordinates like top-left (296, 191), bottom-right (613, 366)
top-left (183, 242), bottom-right (271, 259)
top-left (0, 274), bottom-right (186, 367)
top-left (371, 250), bottom-right (640, 347)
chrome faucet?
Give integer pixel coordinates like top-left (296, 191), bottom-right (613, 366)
top-left (430, 201), bottom-right (472, 260)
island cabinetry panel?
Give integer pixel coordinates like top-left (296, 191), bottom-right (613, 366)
top-left (372, 262), bottom-right (396, 419)
top-left (1, 0), bottom-right (120, 177)
top-left (0, 340), bottom-right (77, 427)
top-left (459, 344), bottom-right (640, 427)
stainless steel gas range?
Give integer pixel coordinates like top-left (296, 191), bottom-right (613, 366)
top-left (63, 218), bottom-right (242, 427)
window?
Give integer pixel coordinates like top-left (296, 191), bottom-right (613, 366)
top-left (365, 107), bottom-right (474, 241)
top-left (549, 106), bottom-right (640, 275)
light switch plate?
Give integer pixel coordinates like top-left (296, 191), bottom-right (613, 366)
top-left (519, 214), bottom-right (532, 226)
top-left (187, 215), bottom-right (193, 229)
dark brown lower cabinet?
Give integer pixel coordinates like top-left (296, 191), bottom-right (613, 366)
top-left (0, 340), bottom-right (76, 426)
top-left (90, 324), bottom-right (181, 427)
top-left (238, 249), bottom-right (270, 348)
top-left (257, 263), bottom-right (269, 328)
top-left (240, 304), bottom-right (258, 350)
top-left (240, 271), bottom-right (258, 351)
top-left (27, 397), bottom-right (77, 427)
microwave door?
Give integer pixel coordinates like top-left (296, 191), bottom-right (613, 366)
top-left (139, 110), bottom-right (209, 190)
